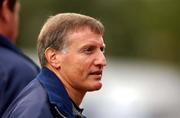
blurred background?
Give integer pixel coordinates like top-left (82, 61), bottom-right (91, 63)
top-left (18, 0), bottom-right (180, 118)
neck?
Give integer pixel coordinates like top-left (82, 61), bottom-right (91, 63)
top-left (0, 17), bottom-right (17, 43)
top-left (0, 29), bottom-right (14, 43)
top-left (46, 65), bottom-right (86, 106)
top-left (66, 86), bottom-right (86, 106)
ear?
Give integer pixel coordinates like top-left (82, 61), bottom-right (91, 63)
top-left (0, 0), bottom-right (11, 22)
top-left (45, 48), bottom-right (61, 69)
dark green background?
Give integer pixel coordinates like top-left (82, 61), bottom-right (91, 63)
top-left (18, 0), bottom-right (180, 66)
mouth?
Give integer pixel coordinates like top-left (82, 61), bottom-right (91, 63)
top-left (89, 71), bottom-right (102, 80)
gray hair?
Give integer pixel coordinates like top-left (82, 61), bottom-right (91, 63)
top-left (37, 13), bottom-right (104, 67)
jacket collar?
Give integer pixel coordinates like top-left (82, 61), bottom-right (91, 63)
top-left (37, 67), bottom-right (74, 117)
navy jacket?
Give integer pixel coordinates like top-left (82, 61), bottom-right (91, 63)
top-left (0, 35), bottom-right (40, 116)
top-left (2, 68), bottom-right (86, 118)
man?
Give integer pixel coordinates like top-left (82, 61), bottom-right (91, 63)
top-left (2, 13), bottom-right (106, 118)
top-left (0, 0), bottom-right (39, 116)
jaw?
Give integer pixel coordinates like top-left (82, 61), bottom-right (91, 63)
top-left (86, 75), bottom-right (103, 91)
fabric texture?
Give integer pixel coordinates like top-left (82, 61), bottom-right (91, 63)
top-left (0, 35), bottom-right (40, 116)
top-left (2, 67), bottom-right (86, 118)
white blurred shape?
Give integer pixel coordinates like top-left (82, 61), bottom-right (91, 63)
top-left (109, 86), bottom-right (140, 107)
top-left (82, 59), bottom-right (180, 118)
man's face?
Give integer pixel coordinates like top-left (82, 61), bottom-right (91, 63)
top-left (58, 27), bottom-right (106, 93)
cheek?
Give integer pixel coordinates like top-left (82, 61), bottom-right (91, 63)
top-left (62, 53), bottom-right (94, 79)
top-left (70, 60), bottom-right (90, 80)
top-left (62, 56), bottom-right (83, 75)
top-left (72, 61), bottom-right (87, 76)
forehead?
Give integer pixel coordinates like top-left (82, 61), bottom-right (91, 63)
top-left (66, 27), bottom-right (104, 46)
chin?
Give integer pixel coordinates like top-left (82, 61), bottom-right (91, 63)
top-left (88, 83), bottom-right (102, 91)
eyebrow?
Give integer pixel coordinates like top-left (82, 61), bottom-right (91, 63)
top-left (81, 43), bottom-right (105, 49)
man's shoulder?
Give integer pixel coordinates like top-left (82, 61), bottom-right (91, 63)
top-left (17, 79), bottom-right (47, 102)
top-left (0, 47), bottom-right (20, 61)
top-left (0, 47), bottom-right (39, 88)
top-left (0, 47), bottom-right (38, 73)
top-left (2, 79), bottom-right (53, 118)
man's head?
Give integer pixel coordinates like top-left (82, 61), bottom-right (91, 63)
top-left (38, 13), bottom-right (105, 67)
top-left (0, 0), bottom-right (20, 42)
top-left (0, 0), bottom-right (17, 12)
top-left (38, 13), bottom-right (106, 92)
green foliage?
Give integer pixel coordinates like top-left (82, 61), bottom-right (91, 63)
top-left (18, 0), bottom-right (180, 65)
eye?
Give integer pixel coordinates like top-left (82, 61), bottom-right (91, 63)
top-left (100, 47), bottom-right (105, 53)
top-left (83, 46), bottom-right (95, 54)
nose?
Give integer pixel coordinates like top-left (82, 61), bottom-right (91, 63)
top-left (94, 51), bottom-right (107, 67)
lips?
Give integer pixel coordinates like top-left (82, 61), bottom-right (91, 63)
top-left (90, 70), bottom-right (102, 75)
top-left (89, 70), bottom-right (102, 79)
